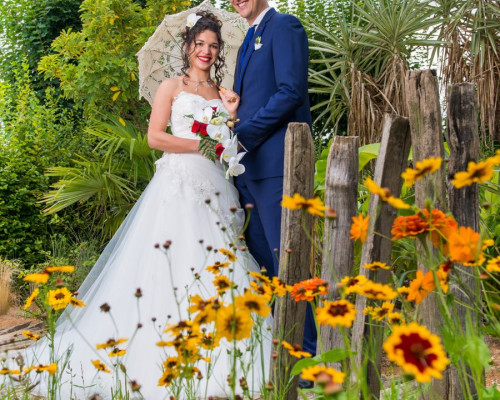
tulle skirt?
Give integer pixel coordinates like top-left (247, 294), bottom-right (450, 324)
top-left (9, 153), bottom-right (270, 399)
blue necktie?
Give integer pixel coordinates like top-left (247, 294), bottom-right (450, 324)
top-left (239, 25), bottom-right (256, 70)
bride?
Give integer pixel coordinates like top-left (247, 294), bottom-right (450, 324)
top-left (10, 12), bottom-right (271, 400)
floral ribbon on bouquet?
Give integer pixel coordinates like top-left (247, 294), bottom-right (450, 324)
top-left (186, 106), bottom-right (246, 177)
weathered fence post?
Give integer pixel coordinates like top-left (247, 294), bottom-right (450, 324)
top-left (319, 136), bottom-right (358, 365)
top-left (271, 123), bottom-right (315, 399)
top-left (350, 114), bottom-right (411, 396)
top-left (406, 69), bottom-right (449, 400)
top-left (446, 83), bottom-right (480, 399)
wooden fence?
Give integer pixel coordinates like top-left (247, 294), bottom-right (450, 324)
top-left (270, 71), bottom-right (481, 400)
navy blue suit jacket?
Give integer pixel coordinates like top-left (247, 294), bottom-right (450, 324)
top-left (234, 9), bottom-right (312, 180)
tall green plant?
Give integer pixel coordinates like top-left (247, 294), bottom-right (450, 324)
top-left (307, 0), bottom-right (442, 143)
top-left (432, 0), bottom-right (500, 146)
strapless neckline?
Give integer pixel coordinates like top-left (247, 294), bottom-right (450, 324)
top-left (173, 90), bottom-right (223, 104)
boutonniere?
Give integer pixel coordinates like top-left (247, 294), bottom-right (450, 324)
top-left (254, 36), bottom-right (263, 50)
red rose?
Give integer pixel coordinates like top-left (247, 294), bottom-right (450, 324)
top-left (191, 120), bottom-right (201, 133)
top-left (199, 123), bottom-right (208, 136)
top-left (215, 143), bottom-right (225, 158)
top-left (211, 106), bottom-right (218, 112)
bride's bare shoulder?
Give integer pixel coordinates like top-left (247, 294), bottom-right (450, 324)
top-left (157, 77), bottom-right (184, 97)
top-left (151, 77), bottom-right (184, 109)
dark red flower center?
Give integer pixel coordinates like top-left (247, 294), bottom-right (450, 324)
top-left (394, 333), bottom-right (437, 373)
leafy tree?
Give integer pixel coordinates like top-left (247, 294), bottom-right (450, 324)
top-left (0, 64), bottom-right (88, 265)
top-left (0, 0), bottom-right (83, 94)
top-left (38, 0), bottom-right (192, 126)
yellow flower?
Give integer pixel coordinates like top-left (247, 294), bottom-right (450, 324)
top-left (436, 260), bottom-right (453, 293)
top-left (218, 248), bottom-right (237, 262)
top-left (362, 261), bottom-right (391, 271)
top-left (235, 291), bottom-right (271, 317)
top-left (96, 338), bottom-right (128, 350)
top-left (91, 360), bottom-right (111, 373)
top-left (487, 256), bottom-right (500, 273)
top-left (44, 265), bottom-right (75, 273)
top-left (407, 271), bottom-right (435, 304)
top-left (451, 160), bottom-right (495, 188)
top-left (316, 300), bottom-right (356, 328)
top-left (290, 277), bottom-right (329, 301)
top-left (109, 348), bottom-right (126, 357)
top-left (369, 302), bottom-right (395, 321)
top-left (270, 276), bottom-right (292, 297)
top-left (24, 288), bottom-right (39, 310)
top-left (401, 158), bottom-right (442, 187)
top-left (23, 273), bottom-right (49, 284)
top-left (364, 178), bottom-right (410, 210)
top-left (0, 368), bottom-right (21, 375)
top-left (47, 287), bottom-right (73, 310)
top-left (22, 330), bottom-right (40, 341)
top-left (206, 261), bottom-right (229, 274)
top-left (281, 193), bottom-right (327, 217)
top-left (356, 280), bottom-right (397, 301)
top-left (213, 275), bottom-right (233, 295)
top-left (350, 213), bottom-right (369, 243)
top-left (340, 275), bottom-right (367, 295)
top-left (300, 365), bottom-right (345, 384)
top-left (397, 286), bottom-right (411, 300)
top-left (200, 332), bottom-right (220, 350)
top-left (383, 322), bottom-right (449, 383)
top-left (158, 366), bottom-right (179, 387)
top-left (37, 363), bottom-right (58, 375)
top-left (70, 297), bottom-right (86, 307)
top-left (388, 312), bottom-right (405, 325)
top-left (215, 305), bottom-right (253, 341)
top-left (281, 341), bottom-right (312, 358)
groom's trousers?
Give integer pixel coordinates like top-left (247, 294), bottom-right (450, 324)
top-left (235, 175), bottom-right (318, 355)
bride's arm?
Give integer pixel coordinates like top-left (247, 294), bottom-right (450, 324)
top-left (147, 79), bottom-right (199, 153)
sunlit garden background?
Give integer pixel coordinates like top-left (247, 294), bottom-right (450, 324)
top-left (0, 0), bottom-right (499, 399)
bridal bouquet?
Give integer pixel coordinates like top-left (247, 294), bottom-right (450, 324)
top-left (186, 106), bottom-right (246, 177)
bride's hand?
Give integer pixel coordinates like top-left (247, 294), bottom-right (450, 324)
top-left (219, 87), bottom-right (239, 118)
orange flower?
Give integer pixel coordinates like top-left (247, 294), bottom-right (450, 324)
top-left (391, 214), bottom-right (429, 240)
top-left (422, 209), bottom-right (458, 255)
top-left (407, 271), bottom-right (435, 303)
top-left (350, 213), bottom-right (369, 243)
top-left (448, 226), bottom-right (483, 266)
top-left (290, 277), bottom-right (329, 301)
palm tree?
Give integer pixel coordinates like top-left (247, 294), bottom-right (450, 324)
top-left (42, 114), bottom-right (160, 238)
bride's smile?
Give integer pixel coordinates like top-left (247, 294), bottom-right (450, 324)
top-left (188, 30), bottom-right (219, 71)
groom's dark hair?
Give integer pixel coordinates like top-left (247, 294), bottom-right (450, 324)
top-left (181, 12), bottom-right (226, 86)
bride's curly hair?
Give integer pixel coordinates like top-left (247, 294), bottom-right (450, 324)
top-left (181, 12), bottom-right (225, 86)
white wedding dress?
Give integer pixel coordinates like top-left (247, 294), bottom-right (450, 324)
top-left (12, 92), bottom-right (271, 399)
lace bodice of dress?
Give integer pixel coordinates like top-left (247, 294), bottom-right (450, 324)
top-left (170, 91), bottom-right (225, 139)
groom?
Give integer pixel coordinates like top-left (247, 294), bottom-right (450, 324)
top-left (230, 0), bottom-right (317, 369)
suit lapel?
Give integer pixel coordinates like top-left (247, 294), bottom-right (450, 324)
top-left (237, 8), bottom-right (277, 94)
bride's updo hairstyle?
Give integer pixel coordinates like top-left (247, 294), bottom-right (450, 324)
top-left (181, 12), bottom-right (225, 86)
